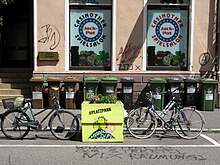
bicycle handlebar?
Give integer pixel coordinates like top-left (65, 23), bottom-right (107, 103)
top-left (167, 86), bottom-right (184, 94)
top-left (146, 86), bottom-right (184, 99)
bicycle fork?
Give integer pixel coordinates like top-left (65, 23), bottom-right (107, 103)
top-left (53, 112), bottom-right (65, 133)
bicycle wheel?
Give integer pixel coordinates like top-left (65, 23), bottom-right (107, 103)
top-left (49, 110), bottom-right (79, 140)
top-left (126, 107), bottom-right (157, 139)
top-left (1, 109), bottom-right (30, 139)
top-left (175, 107), bottom-right (205, 139)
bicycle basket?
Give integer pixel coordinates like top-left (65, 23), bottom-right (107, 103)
top-left (2, 97), bottom-right (24, 109)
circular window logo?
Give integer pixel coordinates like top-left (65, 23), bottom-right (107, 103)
top-left (155, 18), bottom-right (180, 42)
top-left (79, 18), bottom-right (103, 42)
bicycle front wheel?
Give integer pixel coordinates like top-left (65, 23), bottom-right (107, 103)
top-left (126, 107), bottom-right (157, 139)
top-left (49, 110), bottom-right (79, 140)
top-left (175, 107), bottom-right (205, 139)
top-left (1, 109), bottom-right (30, 139)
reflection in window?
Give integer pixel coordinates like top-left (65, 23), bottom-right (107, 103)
top-left (147, 9), bottom-right (188, 69)
top-left (70, 8), bottom-right (112, 70)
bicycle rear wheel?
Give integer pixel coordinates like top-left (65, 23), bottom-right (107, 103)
top-left (49, 110), bottom-right (79, 140)
top-left (1, 109), bottom-right (30, 139)
top-left (126, 107), bottom-right (157, 139)
top-left (175, 107), bottom-right (205, 139)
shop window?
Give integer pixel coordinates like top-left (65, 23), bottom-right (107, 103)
top-left (69, 1), bottom-right (112, 70)
top-left (146, 3), bottom-right (189, 70)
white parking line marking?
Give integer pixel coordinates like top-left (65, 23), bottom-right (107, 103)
top-left (0, 144), bottom-right (219, 148)
top-left (200, 134), bottom-right (220, 146)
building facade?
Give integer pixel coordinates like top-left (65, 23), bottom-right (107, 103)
top-left (0, 0), bottom-right (219, 108)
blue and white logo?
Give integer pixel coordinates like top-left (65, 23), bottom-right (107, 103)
top-left (79, 18), bottom-right (103, 42)
top-left (74, 13), bottom-right (107, 47)
top-left (155, 18), bottom-right (180, 42)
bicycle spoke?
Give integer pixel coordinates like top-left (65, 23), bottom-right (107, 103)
top-left (1, 109), bottom-right (30, 139)
top-left (175, 107), bottom-right (205, 139)
top-left (126, 107), bottom-right (157, 139)
top-left (50, 111), bottom-right (79, 140)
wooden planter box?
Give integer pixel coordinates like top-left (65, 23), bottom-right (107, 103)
top-left (81, 101), bottom-right (124, 142)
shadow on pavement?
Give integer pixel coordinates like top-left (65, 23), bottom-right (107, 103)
top-left (70, 131), bottom-right (82, 142)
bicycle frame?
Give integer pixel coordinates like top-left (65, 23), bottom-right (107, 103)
top-left (127, 86), bottom-right (205, 139)
top-left (146, 97), bottom-right (181, 129)
top-left (20, 101), bottom-right (59, 128)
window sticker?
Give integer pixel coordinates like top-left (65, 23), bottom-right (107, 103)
top-left (70, 9), bottom-right (111, 67)
top-left (147, 10), bottom-right (188, 67)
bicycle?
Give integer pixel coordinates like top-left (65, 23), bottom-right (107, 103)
top-left (1, 94), bottom-right (80, 140)
top-left (126, 87), bottom-right (205, 139)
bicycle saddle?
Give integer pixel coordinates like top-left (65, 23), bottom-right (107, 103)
top-left (24, 98), bottom-right (33, 103)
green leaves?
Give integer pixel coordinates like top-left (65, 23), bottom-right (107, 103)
top-left (0, 16), bottom-right (3, 27)
top-left (0, 0), bottom-right (14, 5)
top-left (79, 50), bottom-right (110, 67)
top-left (88, 94), bottom-right (117, 104)
top-left (96, 50), bottom-right (110, 66)
top-left (174, 51), bottom-right (186, 67)
top-left (0, 0), bottom-right (15, 27)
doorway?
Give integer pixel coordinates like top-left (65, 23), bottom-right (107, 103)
top-left (0, 0), bottom-right (33, 68)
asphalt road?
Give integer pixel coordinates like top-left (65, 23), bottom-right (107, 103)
top-left (0, 108), bottom-right (219, 165)
top-left (0, 130), bottom-right (219, 165)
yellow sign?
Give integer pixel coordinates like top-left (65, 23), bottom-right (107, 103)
top-left (82, 101), bottom-right (124, 142)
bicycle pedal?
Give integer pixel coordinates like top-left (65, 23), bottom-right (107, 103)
top-left (36, 124), bottom-right (41, 130)
top-left (42, 126), bottom-right (47, 130)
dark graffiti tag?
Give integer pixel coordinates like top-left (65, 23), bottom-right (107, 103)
top-left (116, 43), bottom-right (141, 71)
top-left (75, 146), bottom-right (207, 161)
top-left (117, 64), bottom-right (141, 71)
top-left (38, 24), bottom-right (61, 50)
top-left (117, 43), bottom-right (141, 63)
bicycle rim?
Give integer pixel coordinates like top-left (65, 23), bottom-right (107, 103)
top-left (50, 110), bottom-right (79, 140)
top-left (175, 107), bottom-right (205, 139)
top-left (126, 107), bottom-right (157, 139)
top-left (1, 109), bottom-right (30, 139)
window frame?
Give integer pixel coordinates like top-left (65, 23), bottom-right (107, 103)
top-left (69, 4), bottom-right (112, 70)
top-left (146, 4), bottom-right (190, 71)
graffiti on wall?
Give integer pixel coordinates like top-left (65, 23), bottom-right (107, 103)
top-left (116, 43), bottom-right (141, 71)
top-left (38, 24), bottom-right (61, 50)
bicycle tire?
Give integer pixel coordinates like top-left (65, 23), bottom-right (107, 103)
top-left (126, 107), bottom-right (157, 139)
top-left (1, 109), bottom-right (30, 139)
top-left (175, 107), bottom-right (205, 139)
top-left (49, 110), bottom-right (79, 140)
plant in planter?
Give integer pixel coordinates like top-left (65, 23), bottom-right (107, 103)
top-left (82, 94), bottom-right (124, 142)
top-left (88, 94), bottom-right (117, 104)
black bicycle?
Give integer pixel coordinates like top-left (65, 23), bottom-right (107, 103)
top-left (1, 94), bottom-right (79, 140)
top-left (126, 87), bottom-right (205, 139)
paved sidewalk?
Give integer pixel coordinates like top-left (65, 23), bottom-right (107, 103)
top-left (0, 106), bottom-right (219, 131)
top-left (199, 108), bottom-right (220, 131)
